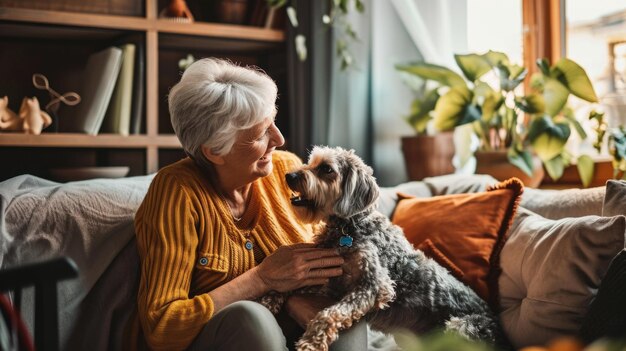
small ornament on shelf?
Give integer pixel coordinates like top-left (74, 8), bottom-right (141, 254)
top-left (32, 73), bottom-right (81, 116)
top-left (217, 0), bottom-right (248, 25)
top-left (20, 96), bottom-right (52, 135)
top-left (0, 96), bottom-right (52, 135)
top-left (32, 73), bottom-right (80, 133)
top-left (159, 0), bottom-right (195, 23)
top-left (0, 96), bottom-right (21, 131)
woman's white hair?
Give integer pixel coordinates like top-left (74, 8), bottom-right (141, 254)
top-left (168, 58), bottom-right (278, 160)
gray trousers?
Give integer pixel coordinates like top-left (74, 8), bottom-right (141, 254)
top-left (187, 300), bottom-right (367, 351)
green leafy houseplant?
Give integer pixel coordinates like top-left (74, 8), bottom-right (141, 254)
top-left (609, 126), bottom-right (626, 179)
top-left (396, 51), bottom-right (601, 186)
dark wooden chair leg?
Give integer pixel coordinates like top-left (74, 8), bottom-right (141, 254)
top-left (0, 256), bottom-right (78, 351)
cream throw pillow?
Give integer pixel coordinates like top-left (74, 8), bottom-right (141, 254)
top-left (603, 180), bottom-right (626, 217)
top-left (520, 186), bottom-right (604, 220)
top-left (498, 207), bottom-right (626, 348)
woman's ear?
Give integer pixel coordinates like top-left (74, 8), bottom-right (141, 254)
top-left (201, 145), bottom-right (225, 165)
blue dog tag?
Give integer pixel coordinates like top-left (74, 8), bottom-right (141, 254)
top-left (339, 235), bottom-right (353, 247)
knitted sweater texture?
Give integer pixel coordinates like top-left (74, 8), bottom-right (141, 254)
top-left (133, 151), bottom-right (309, 350)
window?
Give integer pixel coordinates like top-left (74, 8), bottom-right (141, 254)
top-left (467, 0), bottom-right (524, 65)
top-left (565, 1), bottom-right (626, 153)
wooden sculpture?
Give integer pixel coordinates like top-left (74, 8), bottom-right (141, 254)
top-left (20, 96), bottom-right (52, 135)
top-left (0, 96), bottom-right (22, 131)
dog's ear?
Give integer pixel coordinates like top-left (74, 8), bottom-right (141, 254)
top-left (334, 165), bottom-right (380, 217)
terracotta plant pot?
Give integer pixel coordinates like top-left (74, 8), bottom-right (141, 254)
top-left (401, 133), bottom-right (456, 181)
top-left (475, 150), bottom-right (545, 188)
top-left (218, 0), bottom-right (248, 24)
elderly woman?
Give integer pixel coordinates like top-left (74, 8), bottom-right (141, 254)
top-left (127, 58), bottom-right (367, 350)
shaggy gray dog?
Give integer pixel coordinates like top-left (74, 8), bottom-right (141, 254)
top-left (261, 146), bottom-right (506, 351)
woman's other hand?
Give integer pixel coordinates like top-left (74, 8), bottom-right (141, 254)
top-left (285, 294), bottom-right (337, 329)
top-left (256, 243), bottom-right (343, 292)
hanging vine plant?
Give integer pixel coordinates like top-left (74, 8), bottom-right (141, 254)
top-left (268, 0), bottom-right (365, 70)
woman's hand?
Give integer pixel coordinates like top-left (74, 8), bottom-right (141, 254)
top-left (255, 243), bottom-right (344, 293)
top-left (286, 294), bottom-right (337, 329)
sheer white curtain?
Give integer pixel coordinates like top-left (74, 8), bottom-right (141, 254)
top-left (384, 0), bottom-right (473, 185)
top-left (321, 0), bottom-right (471, 186)
top-left (319, 0), bottom-right (373, 164)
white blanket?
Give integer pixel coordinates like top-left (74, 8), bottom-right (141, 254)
top-left (0, 174), bottom-right (153, 347)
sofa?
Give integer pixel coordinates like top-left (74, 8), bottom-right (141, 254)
top-left (0, 173), bottom-right (624, 350)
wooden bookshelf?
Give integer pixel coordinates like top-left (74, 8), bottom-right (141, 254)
top-left (0, 0), bottom-right (288, 181)
top-left (0, 133), bottom-right (181, 148)
top-left (0, 7), bottom-right (285, 41)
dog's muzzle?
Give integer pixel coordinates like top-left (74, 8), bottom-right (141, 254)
top-left (285, 172), bottom-right (315, 207)
top-left (286, 172), bottom-right (299, 189)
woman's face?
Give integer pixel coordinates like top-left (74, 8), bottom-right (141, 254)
top-left (223, 116), bottom-right (285, 181)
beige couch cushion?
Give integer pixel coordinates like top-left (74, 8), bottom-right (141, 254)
top-left (377, 181), bottom-right (432, 218)
top-left (422, 173), bottom-right (498, 196)
top-left (520, 186), bottom-right (605, 219)
top-left (604, 180), bottom-right (626, 217)
top-left (498, 207), bottom-right (626, 348)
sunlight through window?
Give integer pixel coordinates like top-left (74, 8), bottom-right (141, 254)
top-left (467, 0), bottom-right (523, 64)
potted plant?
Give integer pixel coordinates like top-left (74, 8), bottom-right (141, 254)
top-left (396, 51), bottom-right (600, 187)
top-left (608, 125), bottom-right (626, 179)
top-left (397, 76), bottom-right (456, 180)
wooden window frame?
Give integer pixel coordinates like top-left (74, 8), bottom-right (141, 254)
top-left (522, 0), bottom-right (563, 78)
top-left (522, 0), bottom-right (620, 188)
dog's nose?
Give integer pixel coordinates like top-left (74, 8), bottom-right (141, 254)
top-left (285, 172), bottom-right (299, 188)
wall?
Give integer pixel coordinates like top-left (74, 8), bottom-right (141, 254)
top-left (371, 0), bottom-right (468, 186)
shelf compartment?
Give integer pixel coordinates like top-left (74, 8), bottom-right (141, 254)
top-left (0, 147), bottom-right (146, 181)
top-left (0, 24), bottom-right (145, 136)
top-left (0, 133), bottom-right (180, 148)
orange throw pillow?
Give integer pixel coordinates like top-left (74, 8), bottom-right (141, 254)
top-left (391, 177), bottom-right (523, 309)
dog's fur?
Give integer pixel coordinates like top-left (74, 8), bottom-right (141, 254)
top-left (261, 146), bottom-right (506, 351)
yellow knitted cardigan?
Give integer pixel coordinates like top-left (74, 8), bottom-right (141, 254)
top-left (132, 151), bottom-right (310, 350)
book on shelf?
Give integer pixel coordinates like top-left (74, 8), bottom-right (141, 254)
top-left (101, 43), bottom-right (136, 136)
top-left (129, 42), bottom-right (145, 135)
top-left (59, 46), bottom-right (123, 135)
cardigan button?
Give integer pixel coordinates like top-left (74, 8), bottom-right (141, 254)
top-left (198, 257), bottom-right (208, 266)
top-left (245, 240), bottom-right (253, 250)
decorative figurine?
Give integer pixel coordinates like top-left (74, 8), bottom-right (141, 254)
top-left (0, 96), bottom-right (22, 131)
top-left (159, 0), bottom-right (194, 22)
top-left (20, 96), bottom-right (52, 135)
top-left (32, 73), bottom-right (80, 114)
top-left (0, 95), bottom-right (53, 134)
top-left (32, 73), bottom-right (81, 133)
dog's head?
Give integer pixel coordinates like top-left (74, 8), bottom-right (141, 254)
top-left (286, 146), bottom-right (379, 222)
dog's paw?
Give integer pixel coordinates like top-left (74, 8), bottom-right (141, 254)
top-left (296, 338), bottom-right (329, 351)
top-left (257, 292), bottom-right (285, 315)
top-left (296, 314), bottom-right (341, 351)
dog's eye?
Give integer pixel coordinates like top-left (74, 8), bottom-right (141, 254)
top-left (318, 164), bottom-right (334, 174)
